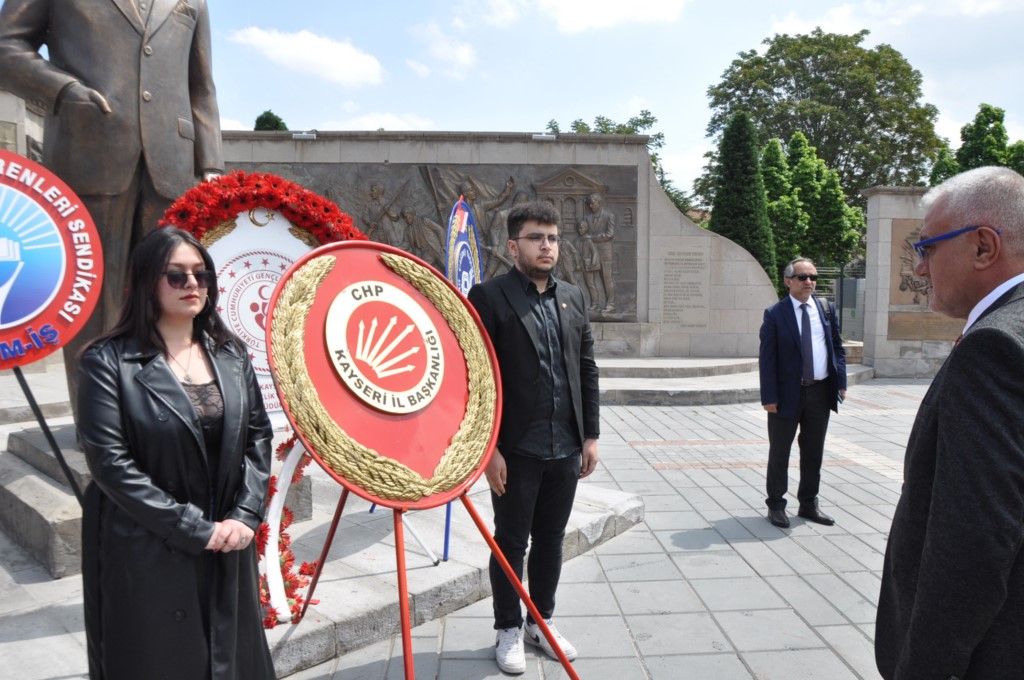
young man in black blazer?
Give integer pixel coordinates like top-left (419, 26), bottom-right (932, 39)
top-left (876, 167), bottom-right (1024, 679)
top-left (468, 201), bottom-right (600, 674)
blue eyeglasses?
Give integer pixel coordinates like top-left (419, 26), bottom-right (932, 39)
top-left (912, 225), bottom-right (1001, 259)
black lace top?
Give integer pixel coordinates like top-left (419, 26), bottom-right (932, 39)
top-left (183, 380), bottom-right (224, 479)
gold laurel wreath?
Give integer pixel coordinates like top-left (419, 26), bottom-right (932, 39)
top-left (270, 252), bottom-right (497, 502)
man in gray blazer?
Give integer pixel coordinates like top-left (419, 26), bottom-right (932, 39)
top-left (876, 166), bottom-right (1024, 679)
top-left (0, 0), bottom-right (223, 396)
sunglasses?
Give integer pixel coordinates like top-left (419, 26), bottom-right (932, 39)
top-left (164, 270), bottom-right (216, 289)
top-left (790, 274), bottom-right (818, 282)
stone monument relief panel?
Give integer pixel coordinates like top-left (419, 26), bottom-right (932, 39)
top-left (228, 161), bottom-right (639, 321)
top-left (887, 217), bottom-right (960, 341)
top-left (662, 247), bottom-right (710, 330)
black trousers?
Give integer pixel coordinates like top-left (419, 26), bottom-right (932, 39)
top-left (766, 381), bottom-right (831, 510)
top-left (490, 451), bottom-right (580, 630)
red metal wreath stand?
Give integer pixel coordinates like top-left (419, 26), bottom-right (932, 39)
top-left (296, 490), bottom-right (581, 680)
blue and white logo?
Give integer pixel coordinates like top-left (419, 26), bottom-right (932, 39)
top-left (0, 185), bottom-right (65, 329)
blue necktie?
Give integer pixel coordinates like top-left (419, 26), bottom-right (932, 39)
top-left (801, 303), bottom-right (814, 382)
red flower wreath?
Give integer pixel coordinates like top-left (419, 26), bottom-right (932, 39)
top-left (160, 170), bottom-right (366, 245)
top-left (162, 171), bottom-right (365, 627)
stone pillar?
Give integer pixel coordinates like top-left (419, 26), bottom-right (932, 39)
top-left (862, 185), bottom-right (959, 377)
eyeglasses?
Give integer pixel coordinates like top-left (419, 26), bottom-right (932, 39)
top-left (912, 225), bottom-right (1001, 259)
top-left (163, 270), bottom-right (216, 289)
top-left (789, 274), bottom-right (818, 282)
top-left (512, 233), bottom-right (560, 246)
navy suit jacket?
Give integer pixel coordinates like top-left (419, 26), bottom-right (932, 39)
top-left (467, 269), bottom-right (600, 453)
top-left (759, 296), bottom-right (847, 419)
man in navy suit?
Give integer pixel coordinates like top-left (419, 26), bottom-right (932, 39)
top-left (759, 257), bottom-right (847, 528)
top-left (876, 167), bottom-right (1024, 679)
top-left (468, 200), bottom-right (600, 674)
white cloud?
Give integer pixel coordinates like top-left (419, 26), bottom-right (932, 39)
top-left (536, 0), bottom-right (689, 33)
top-left (771, 0), bottom-right (1024, 36)
top-left (410, 21), bottom-right (477, 79)
top-left (229, 28), bottom-right (383, 87)
top-left (323, 113), bottom-right (435, 132)
top-left (452, 0), bottom-right (530, 27)
top-left (407, 59), bottom-right (431, 77)
top-left (219, 117), bottom-right (248, 131)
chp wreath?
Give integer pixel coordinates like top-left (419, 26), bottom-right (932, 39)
top-left (162, 171), bottom-right (366, 626)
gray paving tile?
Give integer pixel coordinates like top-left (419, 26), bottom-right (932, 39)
top-left (671, 550), bottom-right (756, 580)
top-left (647, 652), bottom-right (755, 679)
top-left (742, 648), bottom-right (860, 679)
top-left (610, 579), bottom-right (704, 615)
top-left (653, 528), bottom-right (731, 553)
top-left (715, 609), bottom-right (823, 652)
top-left (598, 552), bottom-right (683, 582)
top-left (628, 612), bottom-right (733, 656)
top-left (691, 577), bottom-right (786, 611)
top-left (817, 624), bottom-right (882, 680)
top-left (764, 576), bottom-right (846, 626)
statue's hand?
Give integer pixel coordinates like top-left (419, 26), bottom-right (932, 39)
top-left (202, 171), bottom-right (222, 182)
top-left (62, 82), bottom-right (112, 114)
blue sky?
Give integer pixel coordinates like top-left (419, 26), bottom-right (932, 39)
top-left (207, 0), bottom-right (1024, 194)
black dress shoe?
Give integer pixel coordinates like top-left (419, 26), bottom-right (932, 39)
top-left (798, 505), bottom-right (835, 526)
top-left (767, 508), bottom-right (790, 528)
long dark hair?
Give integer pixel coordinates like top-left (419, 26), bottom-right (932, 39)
top-left (92, 227), bottom-right (242, 356)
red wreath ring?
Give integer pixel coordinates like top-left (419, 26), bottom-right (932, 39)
top-left (163, 171), bottom-right (365, 626)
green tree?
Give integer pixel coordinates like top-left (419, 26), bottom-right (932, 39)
top-left (701, 28), bottom-right (940, 208)
top-left (761, 138), bottom-right (807, 286)
top-left (546, 110), bottom-right (692, 214)
top-left (786, 132), bottom-right (862, 267)
top-left (1007, 141), bottom-right (1024, 176)
top-left (929, 144), bottom-right (960, 185)
top-left (254, 109), bottom-right (288, 131)
top-left (708, 112), bottom-right (777, 286)
top-left (955, 103), bottom-right (1009, 169)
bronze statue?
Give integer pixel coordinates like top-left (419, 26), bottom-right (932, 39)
top-left (0, 0), bottom-right (224, 401)
top-left (578, 192), bottom-right (615, 312)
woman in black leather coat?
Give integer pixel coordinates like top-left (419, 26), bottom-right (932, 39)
top-left (77, 227), bottom-right (276, 679)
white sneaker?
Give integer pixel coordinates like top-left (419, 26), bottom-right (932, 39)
top-left (495, 626), bottom-right (526, 674)
top-left (524, 619), bottom-right (577, 661)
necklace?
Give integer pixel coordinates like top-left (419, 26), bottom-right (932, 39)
top-left (168, 343), bottom-right (195, 384)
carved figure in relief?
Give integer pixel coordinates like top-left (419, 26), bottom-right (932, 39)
top-left (577, 192), bottom-right (616, 312)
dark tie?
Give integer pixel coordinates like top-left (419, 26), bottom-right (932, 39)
top-left (800, 303), bottom-right (814, 382)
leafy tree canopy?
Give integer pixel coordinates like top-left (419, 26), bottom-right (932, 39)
top-left (700, 28), bottom-right (941, 208)
top-left (254, 109), bottom-right (288, 131)
top-left (931, 104), bottom-right (1024, 183)
top-left (546, 110), bottom-right (692, 214)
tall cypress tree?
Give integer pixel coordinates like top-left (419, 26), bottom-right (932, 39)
top-left (761, 138), bottom-right (807, 287)
top-left (708, 112), bottom-right (777, 287)
top-left (786, 132), bottom-right (861, 267)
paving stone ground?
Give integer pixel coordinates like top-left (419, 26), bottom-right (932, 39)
top-left (0, 378), bottom-right (927, 679)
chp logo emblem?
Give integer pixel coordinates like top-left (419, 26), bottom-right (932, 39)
top-left (217, 249), bottom-right (291, 376)
top-left (325, 280), bottom-right (444, 414)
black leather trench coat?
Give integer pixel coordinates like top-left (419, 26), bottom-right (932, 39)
top-left (77, 334), bottom-right (275, 680)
